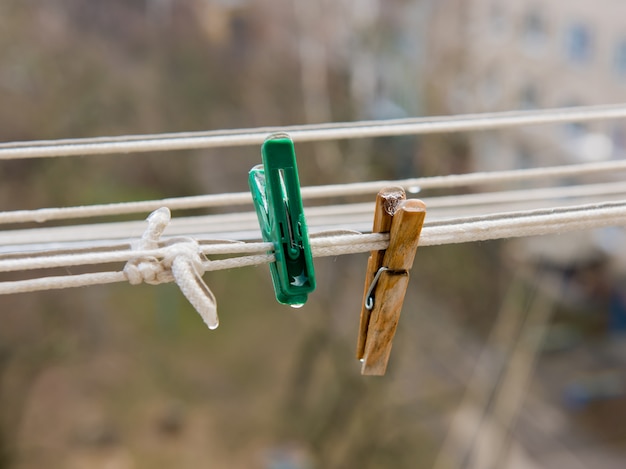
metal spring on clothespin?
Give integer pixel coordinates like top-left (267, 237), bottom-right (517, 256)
top-left (356, 187), bottom-right (426, 376)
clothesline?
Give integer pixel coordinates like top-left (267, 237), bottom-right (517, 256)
top-left (2, 103), bottom-right (626, 301)
top-left (0, 103), bottom-right (625, 159)
top-left (2, 199), bottom-right (626, 295)
top-left (2, 159), bottom-right (626, 225)
top-left (1, 179), bottom-right (625, 251)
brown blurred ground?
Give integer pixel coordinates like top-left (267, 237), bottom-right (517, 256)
top-left (2, 2), bottom-right (626, 469)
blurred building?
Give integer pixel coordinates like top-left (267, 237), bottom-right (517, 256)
top-left (428, 0), bottom-right (626, 171)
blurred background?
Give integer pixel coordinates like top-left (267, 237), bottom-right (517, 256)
top-left (2, 0), bottom-right (626, 467)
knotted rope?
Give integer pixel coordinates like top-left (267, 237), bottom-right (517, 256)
top-left (124, 207), bottom-right (219, 329)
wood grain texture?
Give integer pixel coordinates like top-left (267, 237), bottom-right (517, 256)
top-left (361, 198), bottom-right (426, 375)
top-left (356, 187), bottom-right (406, 359)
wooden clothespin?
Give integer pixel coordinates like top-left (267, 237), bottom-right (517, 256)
top-left (356, 187), bottom-right (426, 375)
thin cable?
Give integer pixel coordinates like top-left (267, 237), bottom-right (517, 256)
top-left (1, 103), bottom-right (626, 159)
top-left (420, 180), bottom-right (626, 209)
top-left (3, 178), bottom-right (626, 251)
top-left (0, 271), bottom-right (127, 294)
top-left (0, 233), bottom-right (383, 273)
top-left (3, 160), bottom-right (626, 225)
top-left (0, 241), bottom-right (274, 272)
top-left (420, 200), bottom-right (626, 245)
top-left (2, 200), bottom-right (626, 293)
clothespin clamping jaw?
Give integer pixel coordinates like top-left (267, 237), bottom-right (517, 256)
top-left (356, 187), bottom-right (426, 375)
top-left (248, 133), bottom-right (316, 307)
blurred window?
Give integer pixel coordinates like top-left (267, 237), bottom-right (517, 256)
top-left (490, 3), bottom-right (505, 35)
top-left (561, 100), bottom-right (589, 142)
top-left (522, 10), bottom-right (546, 52)
top-left (516, 145), bottom-right (532, 169)
top-left (564, 122), bottom-right (589, 144)
top-left (481, 68), bottom-right (501, 107)
top-left (615, 40), bottom-right (626, 79)
top-left (612, 125), bottom-right (626, 158)
top-left (519, 84), bottom-right (539, 109)
top-left (565, 23), bottom-right (593, 63)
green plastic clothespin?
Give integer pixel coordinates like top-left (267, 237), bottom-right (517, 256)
top-left (248, 133), bottom-right (316, 306)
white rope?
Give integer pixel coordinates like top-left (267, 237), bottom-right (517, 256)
top-left (2, 161), bottom-right (626, 226)
top-left (420, 200), bottom-right (626, 246)
top-left (3, 179), bottom-right (626, 250)
top-left (1, 103), bottom-right (626, 159)
top-left (121, 207), bottom-right (219, 329)
top-left (0, 272), bottom-right (127, 294)
top-left (0, 234), bottom-right (386, 274)
top-left (2, 200), bottom-right (626, 295)
top-left (0, 234), bottom-right (378, 273)
top-left (0, 241), bottom-right (273, 273)
top-left (170, 246), bottom-right (218, 330)
top-left (422, 181), bottom-right (626, 209)
top-left (0, 193), bottom-right (253, 224)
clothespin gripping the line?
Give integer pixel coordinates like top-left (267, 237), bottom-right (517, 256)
top-left (357, 191), bottom-right (426, 376)
top-left (248, 133), bottom-right (316, 307)
top-left (356, 186), bottom-right (407, 359)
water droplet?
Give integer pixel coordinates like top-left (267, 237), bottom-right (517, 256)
top-left (408, 186), bottom-right (421, 194)
top-left (290, 303), bottom-right (304, 309)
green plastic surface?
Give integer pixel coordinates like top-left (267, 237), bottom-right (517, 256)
top-left (248, 134), bottom-right (316, 306)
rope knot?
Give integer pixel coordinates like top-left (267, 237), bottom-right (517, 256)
top-left (124, 256), bottom-right (167, 285)
top-left (123, 207), bottom-right (219, 330)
